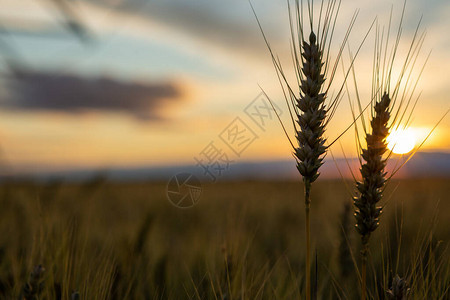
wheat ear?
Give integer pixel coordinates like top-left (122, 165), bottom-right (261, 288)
top-left (354, 92), bottom-right (390, 300)
top-left (295, 31), bottom-right (328, 300)
top-left (21, 265), bottom-right (45, 300)
top-left (387, 274), bottom-right (410, 300)
top-left (251, 1), bottom-right (360, 298)
top-left (350, 3), bottom-right (427, 297)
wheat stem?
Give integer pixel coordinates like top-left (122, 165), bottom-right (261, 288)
top-left (304, 180), bottom-right (311, 300)
top-left (361, 242), bottom-right (368, 300)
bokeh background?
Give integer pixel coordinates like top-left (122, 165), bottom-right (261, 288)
top-left (0, 0), bottom-right (448, 179)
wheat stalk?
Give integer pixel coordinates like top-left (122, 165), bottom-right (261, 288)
top-left (296, 30), bottom-right (327, 300)
top-left (251, 1), bottom-right (360, 298)
top-left (338, 202), bottom-right (354, 279)
top-left (350, 3), bottom-right (428, 298)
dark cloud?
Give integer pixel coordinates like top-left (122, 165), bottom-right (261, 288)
top-left (1, 69), bottom-right (182, 121)
top-left (92, 0), bottom-right (283, 58)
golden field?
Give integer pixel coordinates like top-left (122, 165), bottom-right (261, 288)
top-left (0, 178), bottom-right (448, 299)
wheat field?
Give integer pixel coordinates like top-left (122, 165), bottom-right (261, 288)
top-left (0, 178), bottom-right (448, 299)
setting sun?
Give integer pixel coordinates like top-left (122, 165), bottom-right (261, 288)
top-left (387, 128), bottom-right (417, 154)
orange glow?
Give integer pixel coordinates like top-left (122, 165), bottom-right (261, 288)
top-left (387, 128), bottom-right (417, 154)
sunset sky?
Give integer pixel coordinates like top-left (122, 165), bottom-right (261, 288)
top-left (0, 0), bottom-right (448, 175)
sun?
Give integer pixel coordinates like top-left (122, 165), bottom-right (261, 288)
top-left (386, 128), bottom-right (417, 154)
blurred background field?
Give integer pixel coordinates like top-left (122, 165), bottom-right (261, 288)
top-left (0, 178), bottom-right (448, 299)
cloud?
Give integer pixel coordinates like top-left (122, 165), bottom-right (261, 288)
top-left (1, 69), bottom-right (182, 121)
top-left (132, 0), bottom-right (270, 55)
top-left (65, 0), bottom-right (284, 59)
